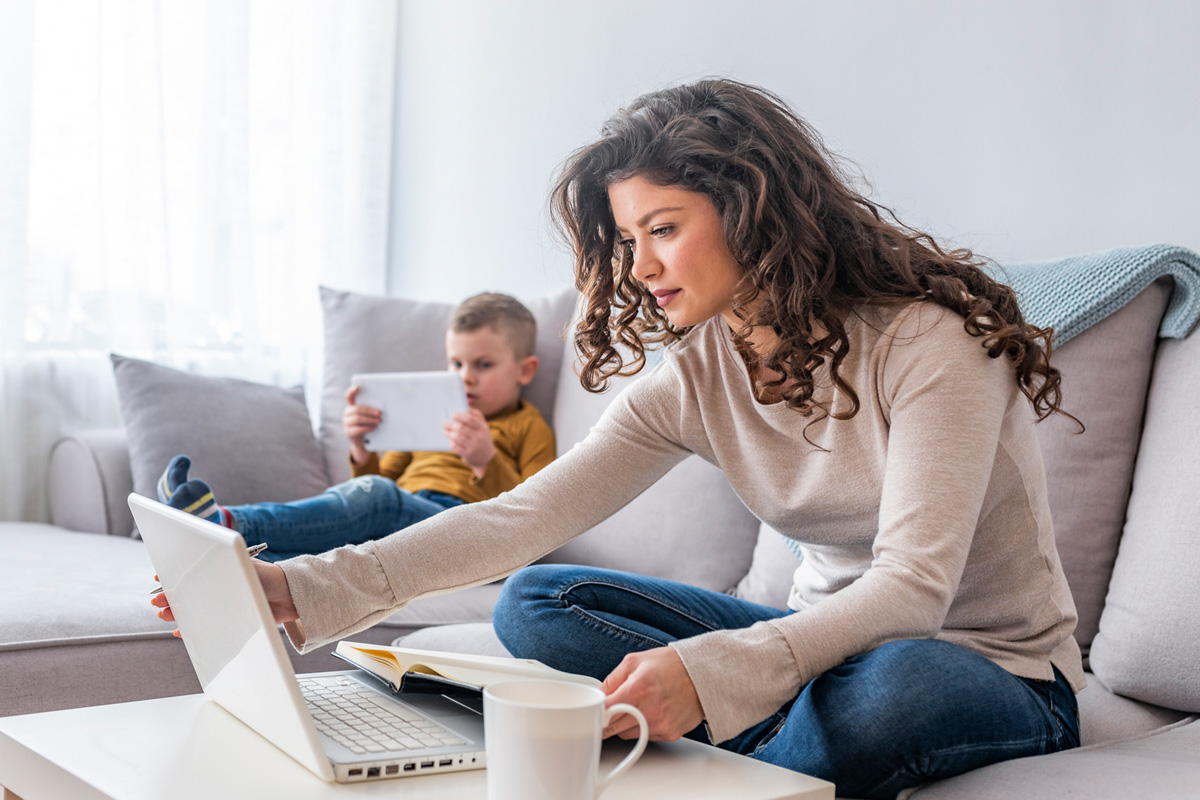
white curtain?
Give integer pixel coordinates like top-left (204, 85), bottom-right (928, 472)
top-left (0, 0), bottom-right (398, 522)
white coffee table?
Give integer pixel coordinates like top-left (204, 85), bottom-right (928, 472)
top-left (0, 693), bottom-right (834, 800)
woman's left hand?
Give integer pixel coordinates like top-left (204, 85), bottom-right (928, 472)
top-left (601, 646), bottom-right (704, 741)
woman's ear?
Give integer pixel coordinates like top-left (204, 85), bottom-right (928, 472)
top-left (518, 355), bottom-right (540, 386)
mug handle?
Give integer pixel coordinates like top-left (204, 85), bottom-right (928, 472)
top-left (595, 703), bottom-right (649, 798)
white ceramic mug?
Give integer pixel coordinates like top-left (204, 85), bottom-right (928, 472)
top-left (483, 679), bottom-right (649, 800)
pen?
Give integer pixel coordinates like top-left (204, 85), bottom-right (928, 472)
top-left (149, 543), bottom-right (268, 595)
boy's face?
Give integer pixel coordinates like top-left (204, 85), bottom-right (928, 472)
top-left (445, 326), bottom-right (538, 418)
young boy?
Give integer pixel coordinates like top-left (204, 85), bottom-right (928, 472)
top-left (157, 292), bottom-right (555, 561)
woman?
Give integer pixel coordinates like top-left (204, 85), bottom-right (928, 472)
top-left (155, 79), bottom-right (1084, 798)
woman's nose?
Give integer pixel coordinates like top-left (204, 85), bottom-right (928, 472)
top-left (629, 248), bottom-right (660, 285)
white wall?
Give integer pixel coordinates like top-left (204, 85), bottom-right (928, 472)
top-left (387, 0), bottom-right (1200, 302)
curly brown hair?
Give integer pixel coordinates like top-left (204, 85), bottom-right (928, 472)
top-left (550, 78), bottom-right (1077, 427)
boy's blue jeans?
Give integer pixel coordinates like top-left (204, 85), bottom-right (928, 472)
top-left (229, 475), bottom-right (464, 561)
top-left (493, 564), bottom-right (1080, 800)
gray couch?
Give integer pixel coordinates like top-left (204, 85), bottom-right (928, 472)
top-left (2, 279), bottom-right (1198, 798)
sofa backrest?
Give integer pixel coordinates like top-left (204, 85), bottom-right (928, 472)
top-left (1089, 308), bottom-right (1200, 713)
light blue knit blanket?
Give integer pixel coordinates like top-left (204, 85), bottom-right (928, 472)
top-left (982, 243), bottom-right (1200, 346)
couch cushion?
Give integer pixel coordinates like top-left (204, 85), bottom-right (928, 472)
top-left (1032, 279), bottom-right (1171, 652)
top-left (374, 582), bottom-right (504, 631)
top-left (0, 524), bottom-right (191, 715)
top-left (0, 525), bottom-right (177, 646)
top-left (394, 622), bottom-right (512, 658)
top-left (905, 717), bottom-right (1200, 800)
top-left (111, 354), bottom-right (330, 522)
top-left (542, 344), bottom-right (759, 592)
top-left (1089, 320), bottom-right (1200, 712)
top-left (1077, 674), bottom-right (1193, 747)
top-left (317, 286), bottom-right (577, 485)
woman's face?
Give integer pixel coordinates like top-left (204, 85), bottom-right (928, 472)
top-left (608, 175), bottom-right (744, 330)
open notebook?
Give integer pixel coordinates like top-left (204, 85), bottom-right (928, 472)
top-left (333, 641), bottom-right (602, 694)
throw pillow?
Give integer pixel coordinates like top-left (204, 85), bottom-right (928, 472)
top-left (1034, 278), bottom-right (1170, 652)
top-left (111, 355), bottom-right (330, 528)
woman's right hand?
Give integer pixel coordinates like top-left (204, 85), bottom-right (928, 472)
top-left (343, 385), bottom-right (383, 465)
top-left (151, 560), bottom-right (299, 635)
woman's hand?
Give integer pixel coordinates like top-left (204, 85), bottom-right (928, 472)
top-left (343, 385), bottom-right (383, 465)
top-left (444, 409), bottom-right (496, 479)
top-left (151, 560), bottom-right (299, 637)
top-left (601, 646), bottom-right (704, 741)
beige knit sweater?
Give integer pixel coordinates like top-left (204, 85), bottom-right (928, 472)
top-left (279, 301), bottom-right (1085, 743)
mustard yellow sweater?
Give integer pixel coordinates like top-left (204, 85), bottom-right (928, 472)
top-left (349, 400), bottom-right (554, 504)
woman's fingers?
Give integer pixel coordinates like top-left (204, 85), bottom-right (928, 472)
top-left (150, 591), bottom-right (176, 622)
top-left (151, 574), bottom-right (180, 637)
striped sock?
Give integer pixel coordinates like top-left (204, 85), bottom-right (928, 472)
top-left (157, 454), bottom-right (192, 505)
top-left (157, 455), bottom-right (233, 528)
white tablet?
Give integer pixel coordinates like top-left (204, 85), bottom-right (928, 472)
top-left (351, 371), bottom-right (469, 453)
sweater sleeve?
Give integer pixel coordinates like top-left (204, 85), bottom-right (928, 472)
top-left (670, 306), bottom-right (1017, 742)
top-left (278, 360), bottom-right (690, 652)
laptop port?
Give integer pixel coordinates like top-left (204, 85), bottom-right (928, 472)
top-left (348, 768), bottom-right (363, 777)
top-left (438, 759), bottom-right (453, 767)
top-left (420, 760), bottom-right (435, 769)
top-left (385, 765), bottom-right (400, 775)
top-left (367, 767), bottom-right (380, 778)
top-left (403, 763), bottom-right (416, 772)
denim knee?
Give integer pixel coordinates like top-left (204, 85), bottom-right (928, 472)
top-left (326, 475), bottom-right (395, 501)
top-left (493, 564), bottom-right (574, 655)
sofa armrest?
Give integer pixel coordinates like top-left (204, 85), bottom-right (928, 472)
top-left (47, 429), bottom-right (135, 537)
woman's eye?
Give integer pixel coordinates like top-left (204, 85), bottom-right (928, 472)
top-left (479, 362), bottom-right (492, 369)
top-left (651, 225), bottom-right (673, 237)
top-left (618, 238), bottom-right (634, 251)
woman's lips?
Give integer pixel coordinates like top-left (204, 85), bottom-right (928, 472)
top-left (654, 289), bottom-right (681, 307)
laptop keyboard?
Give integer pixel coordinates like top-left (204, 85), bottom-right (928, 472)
top-left (298, 675), bottom-right (468, 755)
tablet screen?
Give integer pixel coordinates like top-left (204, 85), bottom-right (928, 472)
top-left (351, 371), bottom-right (469, 453)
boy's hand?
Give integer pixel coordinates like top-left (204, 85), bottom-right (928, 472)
top-left (445, 409), bottom-right (496, 479)
top-left (343, 385), bottom-right (383, 465)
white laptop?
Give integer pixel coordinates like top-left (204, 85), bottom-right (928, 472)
top-left (129, 493), bottom-right (487, 783)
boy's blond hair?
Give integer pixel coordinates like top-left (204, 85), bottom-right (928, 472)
top-left (450, 293), bottom-right (537, 359)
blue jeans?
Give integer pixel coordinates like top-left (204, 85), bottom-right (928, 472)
top-left (228, 475), bottom-right (464, 561)
top-left (492, 565), bottom-right (1080, 800)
